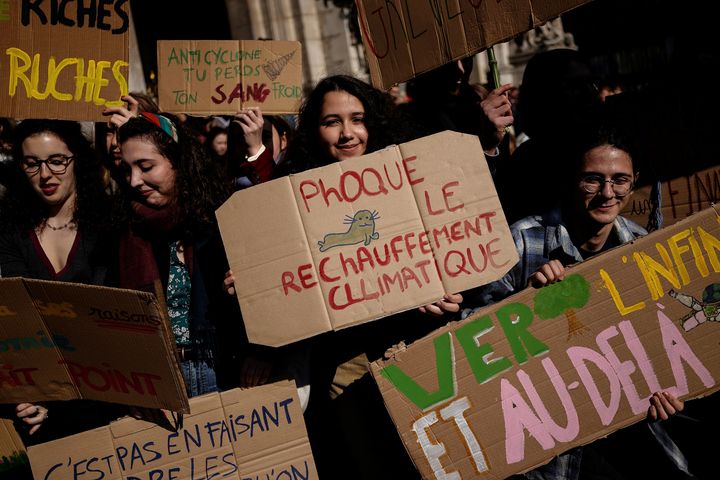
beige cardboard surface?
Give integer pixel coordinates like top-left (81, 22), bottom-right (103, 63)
top-left (0, 418), bottom-right (27, 473)
top-left (0, 0), bottom-right (130, 121)
top-left (157, 40), bottom-right (302, 115)
top-left (357, 0), bottom-right (591, 89)
top-left (371, 206), bottom-right (720, 479)
top-left (0, 278), bottom-right (188, 413)
top-left (216, 131), bottom-right (517, 346)
top-left (27, 380), bottom-right (317, 480)
top-left (621, 165), bottom-right (720, 230)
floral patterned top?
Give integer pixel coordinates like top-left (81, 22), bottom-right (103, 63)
top-left (166, 241), bottom-right (191, 346)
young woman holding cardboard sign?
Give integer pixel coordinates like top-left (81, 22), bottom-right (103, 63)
top-left (116, 111), bottom-right (268, 398)
top-left (0, 119), bottom-right (123, 445)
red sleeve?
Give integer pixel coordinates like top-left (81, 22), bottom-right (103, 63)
top-left (248, 147), bottom-right (275, 183)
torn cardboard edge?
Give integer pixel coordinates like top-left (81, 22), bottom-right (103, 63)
top-left (370, 206), bottom-right (720, 479)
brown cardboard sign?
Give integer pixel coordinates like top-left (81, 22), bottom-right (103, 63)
top-left (371, 206), bottom-right (720, 479)
top-left (0, 278), bottom-right (188, 413)
top-left (216, 131), bottom-right (518, 347)
top-left (0, 0), bottom-right (130, 121)
top-left (0, 419), bottom-right (27, 474)
top-left (357, 0), bottom-right (591, 90)
top-left (27, 380), bottom-right (318, 480)
top-left (621, 165), bottom-right (720, 230)
top-left (157, 40), bottom-right (302, 115)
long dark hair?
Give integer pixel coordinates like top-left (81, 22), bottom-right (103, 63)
top-left (118, 112), bottom-right (230, 237)
top-left (281, 75), bottom-right (409, 174)
top-left (1, 119), bottom-right (110, 232)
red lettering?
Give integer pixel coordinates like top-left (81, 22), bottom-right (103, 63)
top-left (298, 264), bottom-right (317, 289)
top-left (282, 271), bottom-right (301, 295)
top-left (487, 237), bottom-right (511, 269)
top-left (299, 180), bottom-right (319, 213)
top-left (403, 155), bottom-right (424, 185)
top-left (418, 231), bottom-right (432, 254)
top-left (442, 181), bottom-right (464, 212)
top-left (210, 84), bottom-right (227, 104)
top-left (319, 256), bottom-right (340, 282)
top-left (339, 171), bottom-right (363, 202)
top-left (361, 167), bottom-right (389, 196)
top-left (425, 189), bottom-right (445, 215)
top-left (450, 221), bottom-right (463, 241)
top-left (444, 250), bottom-right (470, 277)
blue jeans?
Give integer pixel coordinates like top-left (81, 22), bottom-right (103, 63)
top-left (180, 360), bottom-right (218, 397)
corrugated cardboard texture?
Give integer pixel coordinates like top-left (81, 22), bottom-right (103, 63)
top-left (371, 206), bottom-right (720, 479)
top-left (216, 131), bottom-right (518, 346)
top-left (0, 0), bottom-right (130, 121)
top-left (621, 165), bottom-right (720, 231)
top-left (27, 380), bottom-right (318, 480)
top-left (157, 40), bottom-right (302, 115)
top-left (357, 0), bottom-right (591, 89)
top-left (0, 278), bottom-right (188, 413)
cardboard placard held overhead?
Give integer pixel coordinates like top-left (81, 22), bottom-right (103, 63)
top-left (28, 380), bottom-right (318, 480)
top-left (0, 278), bottom-right (188, 413)
top-left (356, 0), bottom-right (591, 90)
top-left (0, 419), bottom-right (27, 475)
top-left (0, 0), bottom-right (130, 121)
top-left (157, 40), bottom-right (302, 115)
top-left (216, 131), bottom-right (517, 346)
top-left (621, 165), bottom-right (720, 230)
top-left (371, 206), bottom-right (720, 480)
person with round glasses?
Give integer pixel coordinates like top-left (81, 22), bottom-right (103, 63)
top-left (0, 119), bottom-right (121, 446)
top-left (462, 120), bottom-right (689, 479)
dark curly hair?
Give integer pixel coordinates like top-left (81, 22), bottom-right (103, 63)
top-left (280, 75), bottom-right (409, 175)
top-left (0, 119), bottom-right (110, 232)
top-left (118, 112), bottom-right (230, 237)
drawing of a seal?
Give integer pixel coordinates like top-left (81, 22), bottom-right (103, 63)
top-left (318, 210), bottom-right (379, 252)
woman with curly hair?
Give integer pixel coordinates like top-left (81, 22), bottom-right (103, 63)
top-left (277, 74), bottom-right (411, 175)
top-left (116, 111), bottom-right (245, 397)
top-left (0, 119), bottom-right (122, 446)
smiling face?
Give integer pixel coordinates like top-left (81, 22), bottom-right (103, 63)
top-left (574, 144), bottom-right (636, 227)
top-left (318, 90), bottom-right (368, 162)
top-left (21, 133), bottom-right (77, 211)
top-left (121, 137), bottom-right (176, 208)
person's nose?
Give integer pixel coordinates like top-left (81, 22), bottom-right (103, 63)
top-left (340, 121), bottom-right (354, 140)
top-left (38, 162), bottom-right (53, 180)
top-left (128, 168), bottom-right (143, 189)
top-left (600, 179), bottom-right (615, 198)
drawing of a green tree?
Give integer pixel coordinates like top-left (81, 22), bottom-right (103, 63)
top-left (533, 274), bottom-right (591, 341)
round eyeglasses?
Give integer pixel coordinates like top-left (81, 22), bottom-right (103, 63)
top-left (579, 174), bottom-right (634, 196)
top-left (22, 154), bottom-right (74, 175)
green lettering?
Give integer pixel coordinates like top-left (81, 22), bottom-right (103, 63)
top-left (380, 333), bottom-right (455, 410)
top-left (455, 314), bottom-right (512, 384)
top-left (496, 303), bottom-right (549, 364)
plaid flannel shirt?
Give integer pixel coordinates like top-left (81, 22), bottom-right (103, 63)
top-left (462, 209), bottom-right (655, 480)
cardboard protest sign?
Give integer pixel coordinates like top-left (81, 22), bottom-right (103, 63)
top-left (370, 206), bottom-right (720, 479)
top-left (217, 131), bottom-right (517, 346)
top-left (0, 0), bottom-right (130, 121)
top-left (357, 0), bottom-right (591, 90)
top-left (621, 165), bottom-right (720, 230)
top-left (0, 419), bottom-right (28, 475)
top-left (0, 278), bottom-right (188, 413)
top-left (27, 380), bottom-right (318, 480)
top-left (157, 40), bottom-right (302, 115)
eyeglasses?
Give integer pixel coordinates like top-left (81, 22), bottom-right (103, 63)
top-left (579, 174), bottom-right (634, 196)
top-left (22, 154), bottom-right (74, 175)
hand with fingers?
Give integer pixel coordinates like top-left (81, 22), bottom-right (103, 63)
top-left (480, 83), bottom-right (514, 153)
top-left (239, 356), bottom-right (272, 388)
top-left (648, 391), bottom-right (684, 421)
top-left (528, 260), bottom-right (565, 288)
top-left (419, 292), bottom-right (464, 317)
top-left (16, 403), bottom-right (49, 435)
top-left (102, 94), bottom-right (141, 130)
top-left (223, 269), bottom-right (236, 296)
top-left (233, 107), bottom-right (265, 157)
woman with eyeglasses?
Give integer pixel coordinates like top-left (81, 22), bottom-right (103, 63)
top-left (0, 119), bottom-right (122, 446)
